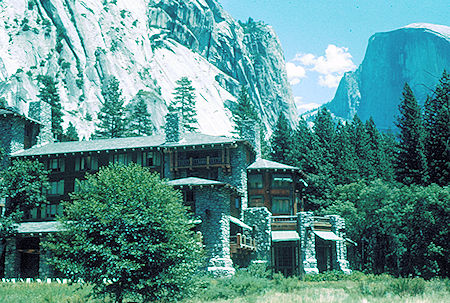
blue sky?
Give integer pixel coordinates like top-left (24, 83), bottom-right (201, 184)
top-left (219, 0), bottom-right (449, 113)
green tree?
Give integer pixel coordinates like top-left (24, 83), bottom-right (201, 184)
top-left (0, 158), bottom-right (49, 276)
top-left (37, 75), bottom-right (64, 141)
top-left (45, 164), bottom-right (201, 303)
top-left (128, 96), bottom-right (153, 136)
top-left (95, 76), bottom-right (128, 138)
top-left (365, 117), bottom-right (394, 181)
top-left (270, 112), bottom-right (293, 163)
top-left (333, 121), bottom-right (359, 184)
top-left (423, 71), bottom-right (449, 186)
top-left (170, 77), bottom-right (198, 132)
top-left (62, 122), bottom-right (79, 142)
top-left (231, 86), bottom-right (259, 134)
top-left (349, 115), bottom-right (373, 179)
top-left (395, 83), bottom-right (428, 185)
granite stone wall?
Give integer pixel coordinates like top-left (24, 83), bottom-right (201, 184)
top-left (298, 212), bottom-right (319, 274)
top-left (29, 101), bottom-right (53, 145)
top-left (327, 215), bottom-right (351, 274)
top-left (0, 116), bottom-right (25, 155)
top-left (243, 207), bottom-right (271, 262)
top-left (240, 120), bottom-right (261, 158)
top-left (195, 187), bottom-right (234, 276)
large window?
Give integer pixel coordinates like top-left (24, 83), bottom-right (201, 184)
top-left (75, 155), bottom-right (98, 171)
top-left (248, 174), bottom-right (263, 189)
top-left (272, 197), bottom-right (291, 214)
top-left (272, 174), bottom-right (293, 189)
top-left (46, 158), bottom-right (65, 172)
top-left (48, 180), bottom-right (64, 196)
top-left (110, 153), bottom-right (131, 165)
top-left (73, 178), bottom-right (88, 193)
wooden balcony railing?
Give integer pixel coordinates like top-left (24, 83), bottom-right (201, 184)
top-left (312, 216), bottom-right (332, 231)
top-left (230, 233), bottom-right (257, 254)
top-left (176, 156), bottom-right (225, 169)
top-left (271, 215), bottom-right (297, 231)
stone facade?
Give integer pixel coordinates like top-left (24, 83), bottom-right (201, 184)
top-left (328, 215), bottom-right (351, 274)
top-left (195, 187), bottom-right (234, 276)
top-left (240, 120), bottom-right (261, 158)
top-left (0, 115), bottom-right (25, 155)
top-left (28, 101), bottom-right (53, 145)
top-left (298, 212), bottom-right (319, 274)
top-left (243, 207), bottom-right (271, 262)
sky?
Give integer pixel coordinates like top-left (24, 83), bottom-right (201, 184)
top-left (219, 0), bottom-right (450, 114)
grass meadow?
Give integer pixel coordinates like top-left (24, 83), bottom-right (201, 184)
top-left (0, 270), bottom-right (448, 303)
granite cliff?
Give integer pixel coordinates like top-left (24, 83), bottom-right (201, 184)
top-left (0, 0), bottom-right (296, 139)
top-left (326, 23), bottom-right (450, 130)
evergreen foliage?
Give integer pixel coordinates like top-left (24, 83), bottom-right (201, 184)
top-left (395, 83), bottom-right (428, 185)
top-left (45, 164), bottom-right (201, 303)
top-left (423, 71), bottom-right (449, 185)
top-left (37, 75), bottom-right (64, 141)
top-left (95, 76), bottom-right (128, 138)
top-left (170, 77), bottom-right (198, 132)
top-left (128, 96), bottom-right (153, 136)
top-left (270, 113), bottom-right (293, 163)
top-left (62, 122), bottom-right (79, 142)
top-left (231, 86), bottom-right (259, 134)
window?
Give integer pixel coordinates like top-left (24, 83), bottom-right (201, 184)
top-left (75, 156), bottom-right (98, 171)
top-left (137, 151), bottom-right (160, 167)
top-left (249, 196), bottom-right (264, 207)
top-left (110, 153), bottom-right (131, 165)
top-left (47, 158), bottom-right (65, 172)
top-left (73, 179), bottom-right (88, 193)
top-left (272, 174), bottom-right (293, 189)
top-left (183, 189), bottom-right (195, 212)
top-left (272, 197), bottom-right (290, 214)
top-left (48, 180), bottom-right (64, 195)
top-left (248, 174), bottom-right (263, 189)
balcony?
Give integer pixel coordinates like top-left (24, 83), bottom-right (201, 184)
top-left (176, 156), bottom-right (224, 169)
top-left (312, 216), bottom-right (332, 231)
top-left (230, 233), bottom-right (257, 254)
top-left (271, 216), bottom-right (297, 231)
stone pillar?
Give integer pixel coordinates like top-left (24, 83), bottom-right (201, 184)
top-left (298, 211), bottom-right (318, 274)
top-left (195, 187), bottom-right (234, 276)
top-left (39, 236), bottom-right (54, 278)
top-left (240, 120), bottom-right (261, 158)
top-left (164, 112), bottom-right (181, 143)
top-left (243, 207), bottom-right (271, 263)
top-left (4, 238), bottom-right (19, 278)
top-left (29, 101), bottom-right (53, 145)
top-left (327, 215), bottom-right (351, 274)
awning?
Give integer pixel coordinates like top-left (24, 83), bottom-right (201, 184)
top-left (313, 230), bottom-right (343, 241)
top-left (271, 230), bottom-right (300, 242)
top-left (229, 216), bottom-right (252, 230)
top-left (17, 221), bottom-right (63, 234)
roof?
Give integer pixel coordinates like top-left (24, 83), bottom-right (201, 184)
top-left (229, 216), bottom-right (252, 230)
top-left (313, 230), bottom-right (344, 241)
top-left (167, 177), bottom-right (239, 194)
top-left (0, 107), bottom-right (42, 125)
top-left (11, 133), bottom-right (244, 157)
top-left (271, 230), bottom-right (300, 242)
top-left (17, 221), bottom-right (63, 234)
top-left (247, 158), bottom-right (299, 171)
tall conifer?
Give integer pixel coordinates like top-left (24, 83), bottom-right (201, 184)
top-left (423, 71), bottom-right (449, 185)
top-left (129, 96), bottom-right (153, 136)
top-left (171, 77), bottom-right (198, 132)
top-left (270, 113), bottom-right (293, 163)
top-left (395, 83), bottom-right (428, 185)
top-left (37, 75), bottom-right (63, 141)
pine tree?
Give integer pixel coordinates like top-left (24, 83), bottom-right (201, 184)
top-left (37, 75), bottom-right (64, 141)
top-left (288, 118), bottom-right (316, 173)
top-left (171, 77), bottom-right (198, 132)
top-left (349, 115), bottom-right (373, 179)
top-left (63, 122), bottom-right (79, 142)
top-left (423, 71), bottom-right (449, 185)
top-left (231, 86), bottom-right (259, 133)
top-left (95, 76), bottom-right (128, 138)
top-left (395, 83), bottom-right (428, 185)
top-left (365, 117), bottom-right (394, 180)
top-left (270, 112), bottom-right (293, 163)
top-left (333, 121), bottom-right (359, 183)
top-left (128, 96), bottom-right (153, 136)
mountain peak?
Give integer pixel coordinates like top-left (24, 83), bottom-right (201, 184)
top-left (402, 23), bottom-right (450, 40)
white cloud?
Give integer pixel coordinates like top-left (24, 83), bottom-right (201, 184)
top-left (294, 96), bottom-right (321, 114)
top-left (286, 62), bottom-right (306, 86)
top-left (290, 45), bottom-right (356, 88)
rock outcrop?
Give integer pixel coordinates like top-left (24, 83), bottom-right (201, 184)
top-left (0, 0), bottom-right (296, 139)
top-left (326, 23), bottom-right (450, 130)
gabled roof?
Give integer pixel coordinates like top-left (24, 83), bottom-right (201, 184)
top-left (11, 133), bottom-right (245, 157)
top-left (247, 158), bottom-right (299, 171)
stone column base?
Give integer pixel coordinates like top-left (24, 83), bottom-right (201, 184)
top-left (303, 258), bottom-right (319, 275)
top-left (337, 259), bottom-right (351, 274)
top-left (207, 257), bottom-right (235, 277)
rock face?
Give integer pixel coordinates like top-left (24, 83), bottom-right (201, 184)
top-left (326, 23), bottom-right (450, 130)
top-left (0, 0), bottom-right (296, 139)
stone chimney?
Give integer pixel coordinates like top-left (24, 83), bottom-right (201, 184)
top-left (240, 120), bottom-right (261, 158)
top-left (165, 112), bottom-right (181, 143)
top-left (29, 101), bottom-right (54, 145)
